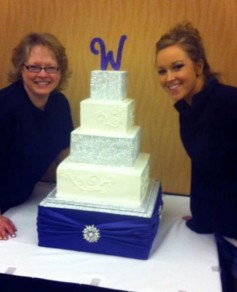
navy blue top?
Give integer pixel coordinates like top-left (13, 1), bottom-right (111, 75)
top-left (175, 77), bottom-right (237, 238)
top-left (0, 80), bottom-right (73, 212)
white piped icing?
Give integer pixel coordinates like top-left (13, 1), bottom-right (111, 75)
top-left (57, 153), bottom-right (150, 207)
top-left (80, 98), bottom-right (135, 133)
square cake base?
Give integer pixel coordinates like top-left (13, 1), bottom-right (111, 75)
top-left (37, 181), bottom-right (163, 260)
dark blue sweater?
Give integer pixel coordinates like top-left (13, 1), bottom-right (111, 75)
top-left (0, 80), bottom-right (73, 212)
top-left (175, 77), bottom-right (237, 238)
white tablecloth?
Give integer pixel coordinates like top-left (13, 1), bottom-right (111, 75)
top-left (0, 182), bottom-right (221, 292)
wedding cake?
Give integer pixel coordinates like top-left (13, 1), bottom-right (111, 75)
top-left (37, 70), bottom-right (162, 260)
top-left (56, 70), bottom-right (151, 208)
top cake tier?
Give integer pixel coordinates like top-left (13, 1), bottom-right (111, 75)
top-left (90, 70), bottom-right (127, 100)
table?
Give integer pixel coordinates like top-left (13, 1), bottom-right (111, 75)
top-left (0, 182), bottom-right (221, 292)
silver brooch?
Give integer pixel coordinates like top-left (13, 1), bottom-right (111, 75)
top-left (83, 225), bottom-right (101, 243)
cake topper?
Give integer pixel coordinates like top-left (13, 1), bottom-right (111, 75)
top-left (90, 35), bottom-right (127, 70)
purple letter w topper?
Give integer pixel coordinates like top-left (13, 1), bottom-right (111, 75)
top-left (90, 35), bottom-right (127, 70)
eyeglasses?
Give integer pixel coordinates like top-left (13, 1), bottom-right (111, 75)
top-left (23, 64), bottom-right (59, 74)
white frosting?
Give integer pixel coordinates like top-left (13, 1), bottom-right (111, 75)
top-left (90, 70), bottom-right (127, 100)
top-left (80, 98), bottom-right (135, 133)
top-left (56, 70), bottom-right (152, 209)
top-left (57, 153), bottom-right (150, 207)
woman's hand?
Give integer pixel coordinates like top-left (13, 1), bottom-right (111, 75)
top-left (182, 215), bottom-right (192, 221)
top-left (0, 215), bottom-right (17, 240)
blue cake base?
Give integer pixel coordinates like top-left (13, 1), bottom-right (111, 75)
top-left (37, 181), bottom-right (163, 260)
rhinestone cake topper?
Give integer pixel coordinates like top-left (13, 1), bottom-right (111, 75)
top-left (90, 35), bottom-right (127, 70)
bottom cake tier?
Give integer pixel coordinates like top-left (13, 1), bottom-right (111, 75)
top-left (56, 153), bottom-right (150, 208)
top-left (37, 181), bottom-right (163, 260)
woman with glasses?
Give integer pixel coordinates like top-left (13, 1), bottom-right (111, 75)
top-left (155, 22), bottom-right (237, 292)
top-left (0, 33), bottom-right (73, 240)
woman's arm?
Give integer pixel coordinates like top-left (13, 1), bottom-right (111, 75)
top-left (41, 148), bottom-right (70, 182)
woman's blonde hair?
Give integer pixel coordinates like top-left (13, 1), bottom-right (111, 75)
top-left (9, 32), bottom-right (71, 90)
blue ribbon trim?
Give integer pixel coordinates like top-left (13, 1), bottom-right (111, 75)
top-left (38, 207), bottom-right (159, 248)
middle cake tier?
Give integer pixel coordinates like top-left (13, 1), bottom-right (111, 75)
top-left (70, 126), bottom-right (141, 167)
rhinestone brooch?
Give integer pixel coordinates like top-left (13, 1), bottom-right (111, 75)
top-left (83, 225), bottom-right (101, 243)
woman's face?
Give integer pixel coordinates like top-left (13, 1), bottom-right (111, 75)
top-left (21, 45), bottom-right (61, 107)
top-left (156, 44), bottom-right (204, 104)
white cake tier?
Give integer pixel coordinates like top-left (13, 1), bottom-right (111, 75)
top-left (80, 98), bottom-right (135, 133)
top-left (70, 126), bottom-right (141, 167)
top-left (90, 70), bottom-right (127, 100)
top-left (56, 153), bottom-right (151, 208)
